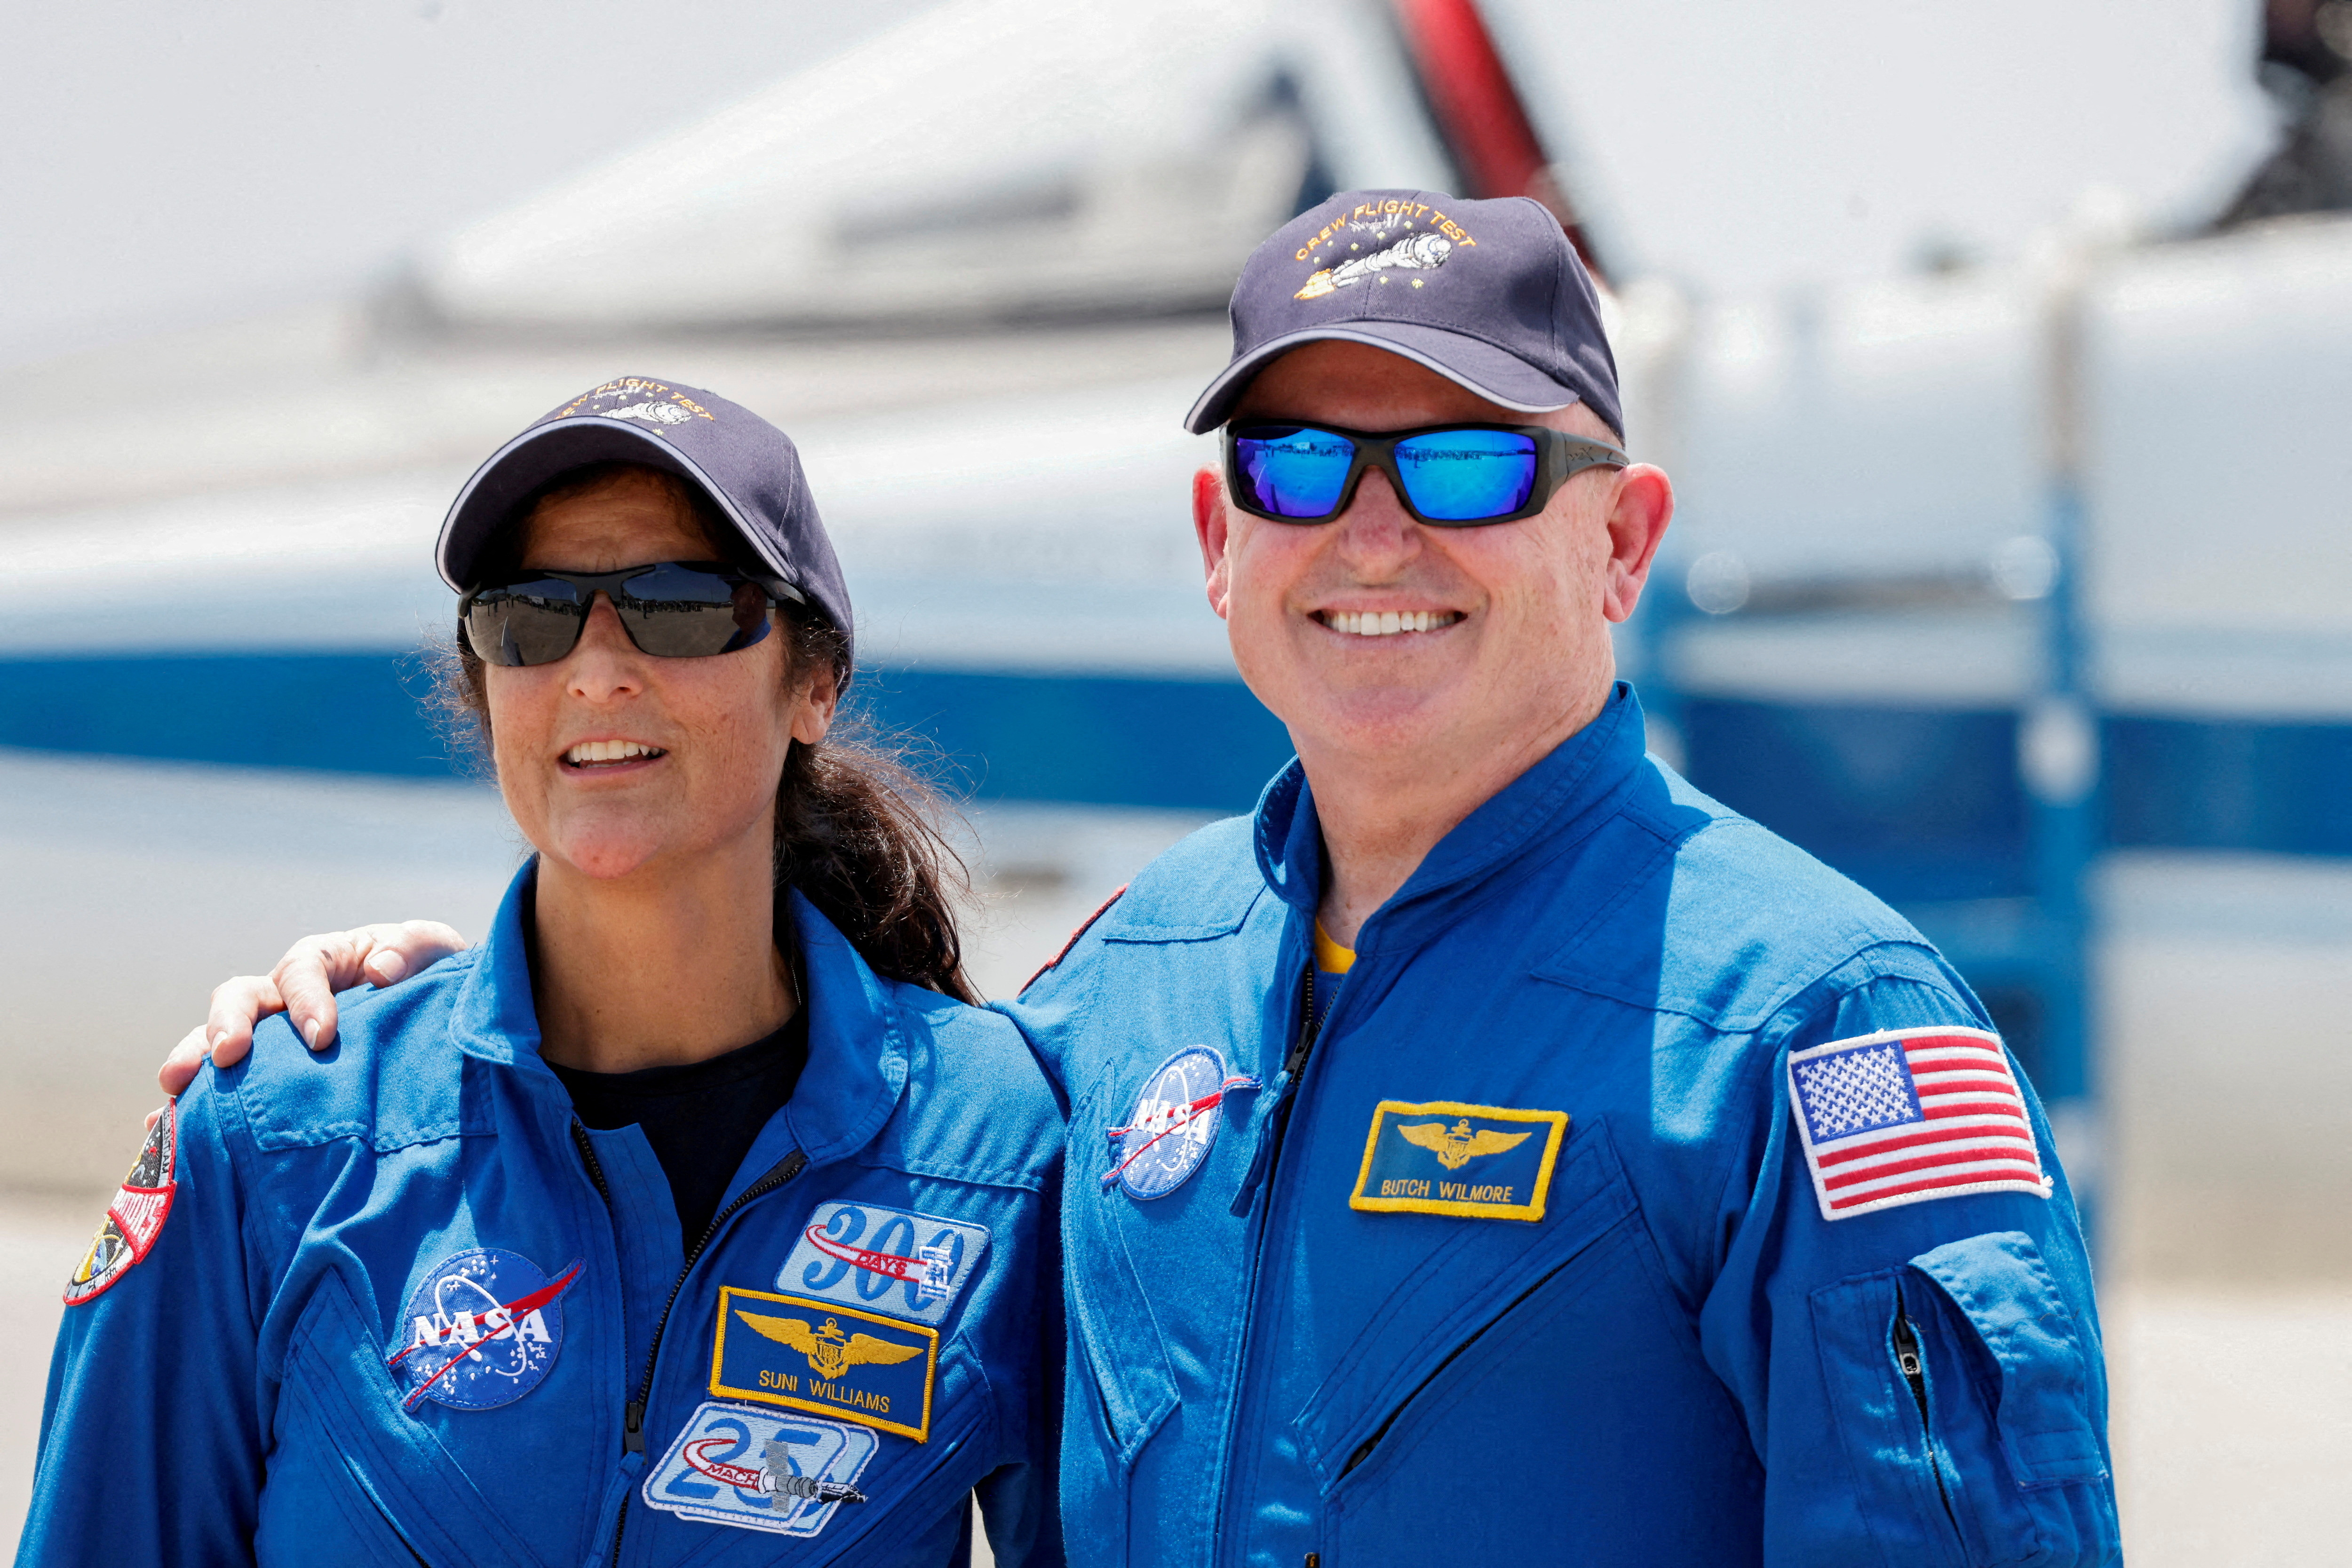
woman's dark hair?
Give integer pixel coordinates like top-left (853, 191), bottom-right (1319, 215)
top-left (442, 462), bottom-right (979, 1005)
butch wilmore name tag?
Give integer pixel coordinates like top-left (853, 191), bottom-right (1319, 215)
top-left (1349, 1100), bottom-right (1569, 1221)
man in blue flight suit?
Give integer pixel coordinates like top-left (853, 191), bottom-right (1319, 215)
top-left (173, 190), bottom-right (2119, 1564)
top-left (1003, 190), bottom-right (2119, 1566)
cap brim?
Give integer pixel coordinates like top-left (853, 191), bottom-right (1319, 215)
top-left (436, 417), bottom-right (789, 591)
top-left (1182, 321), bottom-right (1584, 434)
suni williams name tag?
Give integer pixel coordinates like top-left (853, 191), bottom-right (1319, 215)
top-left (711, 1287), bottom-right (939, 1442)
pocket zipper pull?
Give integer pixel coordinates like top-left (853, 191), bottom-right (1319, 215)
top-left (1892, 1313), bottom-right (1924, 1379)
top-left (1891, 1310), bottom-right (1932, 1427)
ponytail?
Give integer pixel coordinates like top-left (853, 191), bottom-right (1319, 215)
top-left (767, 610), bottom-right (980, 1004)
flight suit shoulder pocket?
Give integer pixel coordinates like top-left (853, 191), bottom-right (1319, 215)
top-left (1811, 1232), bottom-right (2111, 1568)
top-left (1907, 1231), bottom-right (2105, 1488)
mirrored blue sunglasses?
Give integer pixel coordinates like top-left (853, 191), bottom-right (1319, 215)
top-left (1225, 420), bottom-right (1629, 526)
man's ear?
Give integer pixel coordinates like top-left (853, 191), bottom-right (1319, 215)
top-left (1192, 465), bottom-right (1235, 622)
top-left (1600, 464), bottom-right (1674, 624)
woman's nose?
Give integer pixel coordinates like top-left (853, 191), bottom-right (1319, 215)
top-left (564, 595), bottom-right (647, 699)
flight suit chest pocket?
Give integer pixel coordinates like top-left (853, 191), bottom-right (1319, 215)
top-left (278, 1270), bottom-right (578, 1568)
top-left (1062, 1123), bottom-right (1180, 1469)
top-left (1812, 1231), bottom-right (2113, 1568)
top-left (1293, 1120), bottom-right (1645, 1488)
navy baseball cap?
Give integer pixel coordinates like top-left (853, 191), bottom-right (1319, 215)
top-left (438, 375), bottom-right (854, 668)
top-left (1184, 190), bottom-right (1621, 440)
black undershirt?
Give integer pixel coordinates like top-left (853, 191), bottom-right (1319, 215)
top-left (549, 1011), bottom-right (810, 1246)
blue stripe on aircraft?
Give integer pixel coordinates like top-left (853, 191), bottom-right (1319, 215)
top-left (0, 652), bottom-right (1297, 813)
top-left (2, 655), bottom-right (2347, 866)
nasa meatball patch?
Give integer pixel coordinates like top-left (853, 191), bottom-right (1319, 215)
top-left (387, 1248), bottom-right (583, 1410)
top-left (63, 1103), bottom-right (180, 1306)
top-left (1100, 1046), bottom-right (1259, 1200)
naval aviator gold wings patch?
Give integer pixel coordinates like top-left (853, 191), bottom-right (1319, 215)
top-left (709, 1286), bottom-right (939, 1442)
top-left (1349, 1099), bottom-right (1569, 1221)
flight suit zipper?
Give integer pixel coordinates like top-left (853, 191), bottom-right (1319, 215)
top-left (1228, 964), bottom-right (1330, 1217)
top-left (1212, 948), bottom-right (1340, 1568)
top-left (1891, 1289), bottom-right (1962, 1541)
top-left (572, 1120), bottom-right (809, 1564)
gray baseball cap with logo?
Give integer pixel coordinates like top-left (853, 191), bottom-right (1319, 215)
top-left (437, 375), bottom-right (855, 671)
top-left (1184, 190), bottom-right (1621, 439)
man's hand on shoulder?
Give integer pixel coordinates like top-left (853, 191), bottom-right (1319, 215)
top-left (153, 922), bottom-right (472, 1100)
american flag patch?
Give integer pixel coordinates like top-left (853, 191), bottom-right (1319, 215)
top-left (1788, 1026), bottom-right (2050, 1221)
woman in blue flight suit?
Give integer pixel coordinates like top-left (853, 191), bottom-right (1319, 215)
top-left (21, 378), bottom-right (1064, 1567)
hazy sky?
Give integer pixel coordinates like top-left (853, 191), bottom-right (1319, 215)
top-left (1493, 0), bottom-right (2277, 293)
top-left (0, 0), bottom-right (2283, 368)
top-left (0, 0), bottom-right (938, 367)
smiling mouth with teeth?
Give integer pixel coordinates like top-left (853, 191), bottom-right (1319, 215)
top-left (1316, 610), bottom-right (1463, 637)
top-left (563, 739), bottom-right (667, 768)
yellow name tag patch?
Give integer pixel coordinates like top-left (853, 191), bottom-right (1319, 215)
top-left (708, 1286), bottom-right (938, 1442)
top-left (1349, 1100), bottom-right (1570, 1221)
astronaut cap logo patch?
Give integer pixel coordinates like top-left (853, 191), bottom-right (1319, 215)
top-left (642, 1400), bottom-right (875, 1537)
top-left (387, 1248), bottom-right (582, 1411)
top-left (64, 1103), bottom-right (180, 1306)
top-left (1296, 231), bottom-right (1453, 299)
top-left (1102, 1046), bottom-right (1258, 1201)
top-left (547, 377), bottom-right (718, 438)
top-left (1788, 1026), bottom-right (2050, 1220)
top-left (778, 1202), bottom-right (991, 1327)
top-left (1289, 199), bottom-right (1482, 300)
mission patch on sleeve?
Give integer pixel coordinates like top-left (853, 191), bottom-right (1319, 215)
top-left (64, 1102), bottom-right (180, 1306)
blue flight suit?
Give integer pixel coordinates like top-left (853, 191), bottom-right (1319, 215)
top-left (21, 867), bottom-right (1064, 1568)
top-left (1006, 685), bottom-right (2119, 1567)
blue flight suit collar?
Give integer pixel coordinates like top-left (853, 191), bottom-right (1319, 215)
top-left (1251, 680), bottom-right (1650, 954)
top-left (441, 860), bottom-right (910, 1187)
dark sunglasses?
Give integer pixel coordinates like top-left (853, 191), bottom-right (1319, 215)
top-left (459, 561), bottom-right (804, 668)
top-left (1225, 420), bottom-right (1629, 526)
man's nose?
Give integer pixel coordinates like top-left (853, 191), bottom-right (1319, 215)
top-left (1333, 467), bottom-right (1421, 573)
top-left (564, 595), bottom-right (647, 700)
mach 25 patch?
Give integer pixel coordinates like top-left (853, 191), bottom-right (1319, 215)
top-left (65, 1103), bottom-right (180, 1306)
top-left (641, 1400), bottom-right (876, 1538)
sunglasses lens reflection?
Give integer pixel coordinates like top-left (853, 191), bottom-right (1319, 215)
top-left (464, 580), bottom-right (589, 667)
top-left (464, 566), bottom-right (772, 666)
top-left (1235, 426), bottom-right (1357, 519)
top-left (616, 568), bottom-right (772, 658)
top-left (1393, 430), bottom-right (1539, 520)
